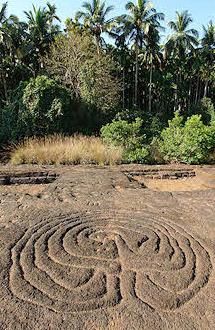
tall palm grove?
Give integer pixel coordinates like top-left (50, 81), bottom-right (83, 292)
top-left (0, 0), bottom-right (215, 164)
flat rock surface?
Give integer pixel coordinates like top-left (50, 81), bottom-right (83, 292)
top-left (0, 164), bottom-right (215, 330)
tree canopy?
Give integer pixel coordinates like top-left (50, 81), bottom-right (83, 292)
top-left (0, 0), bottom-right (214, 161)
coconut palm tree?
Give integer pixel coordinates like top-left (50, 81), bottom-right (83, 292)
top-left (0, 2), bottom-right (19, 46)
top-left (25, 2), bottom-right (60, 70)
top-left (75, 0), bottom-right (115, 52)
top-left (165, 11), bottom-right (199, 111)
top-left (202, 20), bottom-right (215, 49)
top-left (0, 2), bottom-right (7, 25)
top-left (200, 21), bottom-right (215, 97)
top-left (0, 2), bottom-right (21, 100)
top-left (121, 0), bottom-right (164, 107)
top-left (165, 11), bottom-right (199, 57)
top-left (140, 25), bottom-right (163, 112)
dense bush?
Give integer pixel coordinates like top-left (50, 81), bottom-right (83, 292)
top-left (198, 97), bottom-right (215, 124)
top-left (0, 76), bottom-right (74, 143)
top-left (101, 118), bottom-right (149, 162)
top-left (21, 75), bottom-right (73, 135)
top-left (159, 112), bottom-right (215, 164)
top-left (0, 82), bottom-right (27, 144)
top-left (115, 109), bottom-right (165, 140)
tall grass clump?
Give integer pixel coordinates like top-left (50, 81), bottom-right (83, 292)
top-left (10, 135), bottom-right (123, 165)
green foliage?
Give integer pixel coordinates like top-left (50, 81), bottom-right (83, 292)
top-left (115, 110), bottom-right (165, 140)
top-left (159, 111), bottom-right (184, 162)
top-left (0, 82), bottom-right (27, 143)
top-left (46, 30), bottom-right (120, 116)
top-left (159, 112), bottom-right (215, 164)
top-left (195, 97), bottom-right (215, 124)
top-left (149, 115), bottom-right (164, 138)
top-left (0, 104), bottom-right (17, 143)
top-left (46, 31), bottom-right (120, 128)
top-left (45, 31), bottom-right (96, 97)
top-left (114, 108), bottom-right (144, 122)
top-left (101, 118), bottom-right (143, 148)
top-left (0, 1), bottom-right (215, 165)
top-left (101, 118), bottom-right (148, 162)
top-left (148, 137), bottom-right (164, 164)
top-left (20, 76), bottom-right (72, 135)
top-left (80, 54), bottom-right (120, 113)
top-left (124, 147), bottom-right (149, 163)
top-left (20, 75), bottom-right (73, 136)
top-left (0, 76), bottom-right (73, 143)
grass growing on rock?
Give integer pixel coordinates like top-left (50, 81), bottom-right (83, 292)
top-left (10, 135), bottom-right (123, 165)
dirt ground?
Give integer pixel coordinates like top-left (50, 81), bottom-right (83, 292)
top-left (0, 164), bottom-right (215, 330)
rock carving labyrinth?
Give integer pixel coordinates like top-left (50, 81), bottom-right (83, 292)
top-left (9, 211), bottom-right (212, 313)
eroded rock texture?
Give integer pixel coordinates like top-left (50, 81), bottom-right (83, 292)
top-left (0, 165), bottom-right (215, 329)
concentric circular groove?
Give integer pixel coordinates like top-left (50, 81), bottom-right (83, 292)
top-left (9, 211), bottom-right (212, 313)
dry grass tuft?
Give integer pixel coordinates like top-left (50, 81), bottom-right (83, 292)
top-left (10, 135), bottom-right (123, 166)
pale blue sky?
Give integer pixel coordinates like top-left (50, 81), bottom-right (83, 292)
top-left (5, 0), bottom-right (215, 39)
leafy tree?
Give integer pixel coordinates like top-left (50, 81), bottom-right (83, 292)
top-left (195, 97), bottom-right (215, 124)
top-left (159, 112), bottom-right (215, 164)
top-left (0, 2), bottom-right (21, 102)
top-left (45, 30), bottom-right (120, 124)
top-left (139, 25), bottom-right (163, 112)
top-left (45, 31), bottom-right (95, 97)
top-left (0, 75), bottom-right (73, 142)
top-left (20, 75), bottom-right (72, 135)
top-left (79, 52), bottom-right (120, 113)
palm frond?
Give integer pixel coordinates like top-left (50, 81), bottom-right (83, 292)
top-left (0, 2), bottom-right (7, 23)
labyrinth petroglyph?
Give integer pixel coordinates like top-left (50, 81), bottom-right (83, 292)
top-left (9, 210), bottom-right (212, 313)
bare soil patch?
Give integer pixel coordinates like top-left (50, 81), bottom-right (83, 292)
top-left (0, 164), bottom-right (214, 329)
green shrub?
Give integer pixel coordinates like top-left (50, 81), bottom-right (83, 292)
top-left (114, 110), bottom-right (165, 142)
top-left (124, 147), bottom-right (149, 163)
top-left (114, 108), bottom-right (143, 122)
top-left (159, 112), bottom-right (215, 164)
top-left (195, 97), bottom-right (215, 124)
top-left (0, 82), bottom-right (27, 144)
top-left (21, 75), bottom-right (73, 136)
top-left (101, 118), bottom-right (148, 163)
top-left (148, 137), bottom-right (164, 164)
top-left (0, 76), bottom-right (74, 144)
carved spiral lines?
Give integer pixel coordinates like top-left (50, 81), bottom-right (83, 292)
top-left (9, 211), bottom-right (212, 313)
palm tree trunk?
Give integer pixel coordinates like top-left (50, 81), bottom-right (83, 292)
top-left (1, 72), bottom-right (8, 102)
top-left (204, 79), bottom-right (209, 98)
top-left (188, 79), bottom-right (191, 111)
top-left (195, 76), bottom-right (200, 104)
top-left (122, 67), bottom-right (125, 109)
top-left (149, 61), bottom-right (153, 113)
top-left (174, 72), bottom-right (180, 112)
top-left (95, 35), bottom-right (100, 55)
top-left (174, 86), bottom-right (178, 112)
top-left (134, 47), bottom-right (139, 108)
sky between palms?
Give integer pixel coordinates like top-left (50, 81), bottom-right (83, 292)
top-left (7, 0), bottom-right (215, 39)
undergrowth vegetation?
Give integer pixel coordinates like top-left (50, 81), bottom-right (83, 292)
top-left (0, 1), bottom-right (215, 165)
top-left (101, 112), bottom-right (215, 164)
top-left (159, 113), bottom-right (215, 164)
